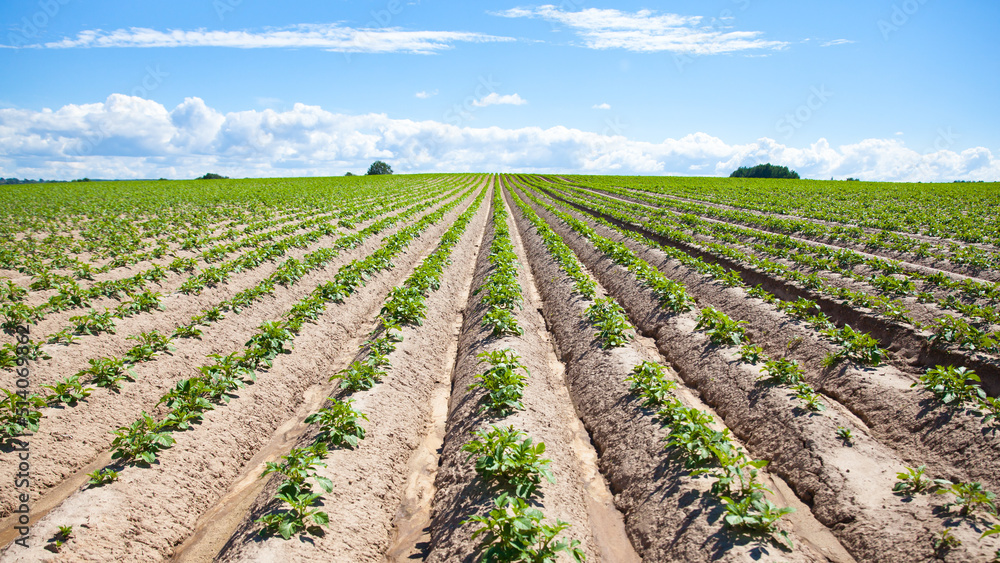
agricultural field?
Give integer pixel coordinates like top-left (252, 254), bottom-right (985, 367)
top-left (1, 172), bottom-right (1000, 562)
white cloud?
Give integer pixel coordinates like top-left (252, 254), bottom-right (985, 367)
top-left (592, 103), bottom-right (611, 110)
top-left (493, 6), bottom-right (787, 54)
top-left (415, 90), bottom-right (438, 99)
top-left (471, 93), bottom-right (527, 107)
top-left (895, 131), bottom-right (904, 136)
top-left (820, 39), bottom-right (855, 47)
top-left (7, 23), bottom-right (514, 54)
top-left (1, 94), bottom-right (997, 182)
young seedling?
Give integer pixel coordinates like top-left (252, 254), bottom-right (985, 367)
top-left (585, 297), bottom-right (634, 348)
top-left (892, 465), bottom-right (948, 496)
top-left (738, 344), bottom-right (765, 365)
top-left (304, 397), bottom-right (368, 448)
top-left (792, 383), bottom-right (826, 413)
top-left (835, 427), bottom-right (853, 445)
top-left (913, 365), bottom-right (986, 408)
top-left (463, 493), bottom-right (585, 563)
top-left (932, 527), bottom-right (961, 558)
top-left (936, 481), bottom-right (997, 517)
top-left (719, 491), bottom-right (796, 549)
top-left (256, 480), bottom-right (330, 540)
top-left (86, 468), bottom-right (120, 488)
top-left (462, 425), bottom-right (554, 499)
top-left (695, 306), bottom-right (748, 347)
top-left (42, 375), bottom-right (93, 407)
top-left (470, 348), bottom-right (529, 416)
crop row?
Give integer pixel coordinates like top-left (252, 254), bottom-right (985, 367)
top-left (253, 184), bottom-right (488, 540)
top-left (566, 174), bottom-right (1000, 247)
top-left (0, 184), bottom-right (469, 446)
top-left (507, 179), bottom-right (799, 545)
top-left (526, 177), bottom-right (1000, 363)
top-left (89, 185), bottom-right (476, 486)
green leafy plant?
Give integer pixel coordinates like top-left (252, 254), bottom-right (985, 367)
top-left (835, 426), bottom-right (853, 445)
top-left (738, 344), bottom-right (765, 365)
top-left (892, 465), bottom-right (947, 495)
top-left (470, 348), bottom-right (529, 415)
top-left (1, 388), bottom-right (46, 444)
top-left (695, 306), bottom-right (748, 347)
top-left (462, 425), bottom-right (554, 498)
top-left (758, 357), bottom-right (804, 386)
top-left (791, 383), bottom-right (826, 412)
top-left (932, 527), bottom-right (961, 558)
top-left (585, 297), bottom-right (634, 348)
top-left (46, 328), bottom-right (80, 345)
top-left (110, 412), bottom-right (176, 465)
top-left (719, 490), bottom-right (795, 549)
top-left (172, 324), bottom-right (203, 339)
top-left (913, 365), bottom-right (986, 408)
top-left (42, 375), bottom-right (93, 406)
top-left (256, 480), bottom-right (330, 540)
top-left (261, 443), bottom-right (333, 494)
top-left (821, 325), bottom-right (888, 367)
top-left (625, 361), bottom-right (678, 408)
top-left (935, 481), bottom-right (997, 516)
top-left (124, 330), bottom-right (175, 363)
top-left (304, 397), bottom-right (368, 448)
top-left (79, 356), bottom-right (135, 391)
top-left (69, 309), bottom-right (116, 335)
top-left (463, 493), bottom-right (585, 563)
top-left (86, 468), bottom-right (120, 487)
top-left (482, 308), bottom-right (524, 337)
top-left (664, 406), bottom-right (732, 468)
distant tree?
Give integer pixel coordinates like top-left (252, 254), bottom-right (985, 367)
top-left (730, 163), bottom-right (800, 179)
top-left (344, 172), bottom-right (355, 177)
top-left (196, 173), bottom-right (228, 180)
top-left (366, 161), bottom-right (393, 176)
top-left (846, 177), bottom-right (860, 182)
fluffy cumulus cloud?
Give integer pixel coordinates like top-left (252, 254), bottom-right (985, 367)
top-left (1, 94), bottom-right (998, 182)
top-left (494, 6), bottom-right (787, 54)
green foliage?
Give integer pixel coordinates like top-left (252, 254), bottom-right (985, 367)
top-left (625, 361), bottom-right (678, 409)
top-left (379, 286), bottom-right (426, 326)
top-left (821, 325), bottom-right (888, 367)
top-left (463, 425), bottom-right (554, 498)
top-left (86, 468), bottom-right (120, 488)
top-left (110, 411), bottom-right (176, 465)
top-left (913, 365), bottom-right (986, 407)
top-left (757, 357), bottom-right (804, 386)
top-left (719, 491), bottom-right (795, 548)
top-left (304, 397), bottom-right (368, 448)
top-left (463, 493), bottom-right (586, 563)
top-left (730, 163), bottom-right (800, 179)
top-left (584, 297), bottom-right (634, 348)
top-left (79, 356), bottom-right (135, 391)
top-left (42, 375), bottom-right (93, 406)
top-left (366, 160), bottom-right (393, 175)
top-left (695, 306), bottom-right (748, 347)
top-left (935, 481), bottom-right (997, 516)
top-left (124, 330), bottom-right (174, 363)
top-left (69, 309), bottom-right (116, 335)
top-left (1, 388), bottom-right (46, 443)
top-left (738, 344), bottom-right (765, 365)
top-left (256, 480), bottom-right (330, 540)
top-left (470, 348), bottom-right (529, 416)
top-left (791, 382), bottom-right (826, 412)
top-left (892, 465), bottom-right (947, 495)
top-left (932, 527), bottom-right (961, 557)
top-left (835, 426), bottom-right (853, 445)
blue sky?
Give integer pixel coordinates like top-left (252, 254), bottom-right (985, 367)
top-left (1, 0), bottom-right (997, 181)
